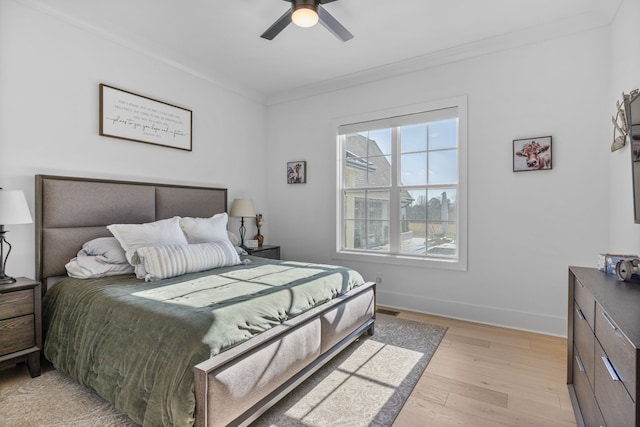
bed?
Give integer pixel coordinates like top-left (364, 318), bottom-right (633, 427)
top-left (35, 174), bottom-right (376, 427)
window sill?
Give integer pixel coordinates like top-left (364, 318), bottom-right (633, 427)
top-left (332, 250), bottom-right (467, 271)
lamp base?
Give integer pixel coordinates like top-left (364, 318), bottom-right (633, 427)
top-left (0, 274), bottom-right (16, 285)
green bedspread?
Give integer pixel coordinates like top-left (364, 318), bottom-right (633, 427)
top-left (42, 256), bottom-right (365, 427)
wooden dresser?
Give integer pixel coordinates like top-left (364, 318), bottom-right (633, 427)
top-left (568, 266), bottom-right (640, 426)
top-left (0, 277), bottom-right (41, 377)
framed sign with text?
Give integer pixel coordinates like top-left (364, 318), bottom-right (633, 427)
top-left (99, 84), bottom-right (192, 151)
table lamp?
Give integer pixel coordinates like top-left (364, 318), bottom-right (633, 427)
top-left (0, 189), bottom-right (33, 284)
top-left (229, 198), bottom-right (255, 249)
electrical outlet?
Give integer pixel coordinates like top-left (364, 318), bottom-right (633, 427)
top-left (375, 272), bottom-right (383, 284)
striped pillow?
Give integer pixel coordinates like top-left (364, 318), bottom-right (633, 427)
top-left (132, 240), bottom-right (242, 281)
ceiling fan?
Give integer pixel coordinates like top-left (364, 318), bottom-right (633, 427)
top-left (261, 0), bottom-right (353, 42)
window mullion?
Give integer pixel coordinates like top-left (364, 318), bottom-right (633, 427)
top-left (389, 127), bottom-right (400, 253)
top-left (364, 190), bottom-right (369, 250)
top-left (339, 136), bottom-right (346, 252)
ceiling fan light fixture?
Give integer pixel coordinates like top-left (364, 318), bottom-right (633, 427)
top-left (292, 4), bottom-right (318, 28)
top-left (261, 0), bottom-right (352, 41)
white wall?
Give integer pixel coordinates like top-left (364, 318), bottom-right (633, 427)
top-left (609, 0), bottom-right (640, 253)
top-left (0, 1), bottom-right (269, 280)
top-left (0, 0), bottom-right (622, 336)
top-left (266, 28), bottom-right (611, 335)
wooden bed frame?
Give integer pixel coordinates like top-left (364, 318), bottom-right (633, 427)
top-left (35, 174), bottom-right (376, 427)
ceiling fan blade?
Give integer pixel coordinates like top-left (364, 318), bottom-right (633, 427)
top-left (261, 9), bottom-right (293, 40)
top-left (317, 5), bottom-right (353, 41)
top-left (319, 0), bottom-right (339, 3)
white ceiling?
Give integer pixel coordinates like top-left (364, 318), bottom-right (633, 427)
top-left (26, 0), bottom-right (620, 103)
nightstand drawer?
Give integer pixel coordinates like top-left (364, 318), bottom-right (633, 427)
top-left (246, 245), bottom-right (281, 260)
top-left (0, 314), bottom-right (35, 356)
top-left (0, 278), bottom-right (41, 377)
top-left (255, 248), bottom-right (279, 259)
top-left (0, 289), bottom-right (33, 320)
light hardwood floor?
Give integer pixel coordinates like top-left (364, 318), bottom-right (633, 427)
top-left (0, 307), bottom-right (577, 426)
top-left (387, 306), bottom-right (577, 427)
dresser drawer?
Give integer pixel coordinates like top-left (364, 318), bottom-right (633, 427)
top-left (574, 302), bottom-right (595, 388)
top-left (595, 340), bottom-right (636, 426)
top-left (595, 303), bottom-right (636, 401)
top-left (0, 314), bottom-right (35, 356)
top-left (574, 346), bottom-right (606, 427)
top-left (574, 278), bottom-right (595, 331)
top-left (0, 289), bottom-right (33, 320)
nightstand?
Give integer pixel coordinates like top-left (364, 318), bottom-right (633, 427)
top-left (0, 277), bottom-right (41, 377)
top-left (245, 245), bottom-right (280, 260)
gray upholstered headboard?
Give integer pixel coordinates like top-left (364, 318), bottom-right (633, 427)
top-left (35, 175), bottom-right (227, 287)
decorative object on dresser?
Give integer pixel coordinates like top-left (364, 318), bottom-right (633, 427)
top-left (99, 83), bottom-right (192, 151)
top-left (229, 198), bottom-right (256, 249)
top-left (615, 257), bottom-right (640, 282)
top-left (0, 189), bottom-right (33, 284)
top-left (0, 277), bottom-right (41, 377)
top-left (597, 253), bottom-right (639, 275)
top-left (287, 161), bottom-right (307, 184)
top-left (254, 213), bottom-right (264, 247)
top-left (513, 136), bottom-right (552, 172)
top-left (244, 245), bottom-right (280, 260)
top-left (567, 266), bottom-right (640, 426)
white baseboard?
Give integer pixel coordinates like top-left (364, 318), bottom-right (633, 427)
top-left (377, 290), bottom-right (567, 337)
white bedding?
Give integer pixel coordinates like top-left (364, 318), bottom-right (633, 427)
top-left (65, 237), bottom-right (134, 279)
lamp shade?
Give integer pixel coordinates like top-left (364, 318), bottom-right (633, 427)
top-left (229, 199), bottom-right (256, 218)
top-left (0, 190), bottom-right (32, 225)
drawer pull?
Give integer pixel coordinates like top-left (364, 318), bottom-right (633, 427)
top-left (601, 311), bottom-right (617, 331)
top-left (575, 355), bottom-right (585, 372)
top-left (575, 307), bottom-right (586, 320)
top-left (601, 356), bottom-right (620, 381)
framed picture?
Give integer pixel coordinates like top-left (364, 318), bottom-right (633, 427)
top-left (513, 136), bottom-right (552, 172)
top-left (287, 161), bottom-right (307, 184)
top-left (99, 84), bottom-right (192, 151)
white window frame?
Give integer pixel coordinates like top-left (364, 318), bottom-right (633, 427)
top-left (333, 95), bottom-right (468, 271)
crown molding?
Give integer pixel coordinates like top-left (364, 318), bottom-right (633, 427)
top-left (19, 0), bottom-right (267, 105)
top-left (266, 10), bottom-right (613, 105)
top-left (16, 0), bottom-right (616, 108)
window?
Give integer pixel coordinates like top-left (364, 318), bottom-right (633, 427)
top-left (336, 97), bottom-right (467, 270)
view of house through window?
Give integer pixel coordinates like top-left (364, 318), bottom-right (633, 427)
top-left (339, 106), bottom-right (460, 261)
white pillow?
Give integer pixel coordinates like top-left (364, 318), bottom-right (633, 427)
top-left (227, 230), bottom-right (240, 246)
top-left (179, 213), bottom-right (230, 244)
top-left (226, 231), bottom-right (247, 254)
top-left (79, 237), bottom-right (128, 264)
top-left (132, 240), bottom-right (242, 281)
top-left (107, 217), bottom-right (188, 265)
